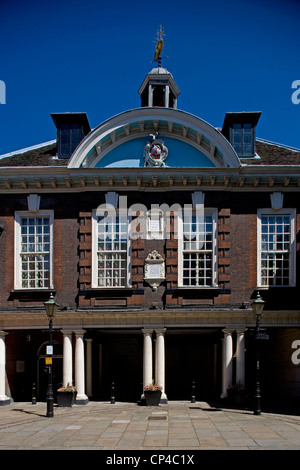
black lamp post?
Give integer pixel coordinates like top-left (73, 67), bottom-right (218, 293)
top-left (251, 292), bottom-right (265, 416)
top-left (44, 293), bottom-right (58, 418)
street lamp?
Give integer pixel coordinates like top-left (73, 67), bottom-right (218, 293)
top-left (44, 293), bottom-right (58, 418)
top-left (251, 291), bottom-right (265, 416)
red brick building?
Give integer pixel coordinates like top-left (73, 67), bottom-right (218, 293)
top-left (0, 61), bottom-right (300, 408)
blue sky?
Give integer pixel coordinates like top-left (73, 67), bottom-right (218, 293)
top-left (0, 0), bottom-right (300, 155)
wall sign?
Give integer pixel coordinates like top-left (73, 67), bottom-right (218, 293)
top-left (144, 250), bottom-right (165, 291)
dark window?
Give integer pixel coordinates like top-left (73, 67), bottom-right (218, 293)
top-left (58, 123), bottom-right (84, 157)
top-left (230, 123), bottom-right (254, 156)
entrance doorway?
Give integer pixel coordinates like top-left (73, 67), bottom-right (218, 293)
top-left (165, 330), bottom-right (221, 401)
top-left (91, 331), bottom-right (143, 402)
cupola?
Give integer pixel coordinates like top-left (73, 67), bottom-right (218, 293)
top-left (138, 26), bottom-right (180, 109)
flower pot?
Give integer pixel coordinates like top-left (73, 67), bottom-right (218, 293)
top-left (56, 391), bottom-right (77, 407)
top-left (144, 390), bottom-right (162, 406)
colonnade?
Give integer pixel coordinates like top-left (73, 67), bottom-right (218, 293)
top-left (221, 329), bottom-right (247, 397)
top-left (142, 328), bottom-right (167, 403)
top-left (62, 330), bottom-right (89, 404)
top-left (0, 327), bottom-right (246, 405)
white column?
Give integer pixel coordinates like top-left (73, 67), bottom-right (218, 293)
top-left (62, 331), bottom-right (73, 387)
top-left (155, 328), bottom-right (167, 403)
top-left (221, 329), bottom-right (233, 398)
top-left (236, 329), bottom-right (246, 386)
top-left (0, 332), bottom-right (10, 405)
top-left (86, 338), bottom-right (93, 397)
top-left (142, 329), bottom-right (153, 391)
top-left (74, 330), bottom-right (89, 404)
top-left (148, 85), bottom-right (153, 107)
top-left (165, 85), bottom-right (170, 108)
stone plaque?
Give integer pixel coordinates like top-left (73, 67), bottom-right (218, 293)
top-left (144, 250), bottom-right (165, 291)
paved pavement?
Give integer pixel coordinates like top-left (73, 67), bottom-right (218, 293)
top-left (1, 400), bottom-right (300, 451)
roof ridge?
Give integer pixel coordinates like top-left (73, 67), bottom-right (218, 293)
top-left (256, 137), bottom-right (300, 153)
top-left (0, 139), bottom-right (56, 160)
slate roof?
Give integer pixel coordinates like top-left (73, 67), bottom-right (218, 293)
top-left (0, 139), bottom-right (299, 168)
top-left (0, 143), bottom-right (65, 167)
top-left (243, 140), bottom-right (300, 166)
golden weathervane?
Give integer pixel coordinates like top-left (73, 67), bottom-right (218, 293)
top-left (154, 25), bottom-right (165, 66)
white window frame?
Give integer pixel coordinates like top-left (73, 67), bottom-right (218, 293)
top-left (257, 208), bottom-right (296, 288)
top-left (92, 209), bottom-right (131, 288)
top-left (178, 208), bottom-right (218, 288)
top-left (14, 211), bottom-right (54, 290)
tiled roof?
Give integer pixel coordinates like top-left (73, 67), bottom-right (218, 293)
top-left (243, 140), bottom-right (300, 165)
top-left (0, 139), bottom-right (299, 168)
top-left (0, 143), bottom-right (67, 167)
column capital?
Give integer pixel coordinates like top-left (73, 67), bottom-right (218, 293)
top-left (61, 330), bottom-right (73, 336)
top-left (155, 328), bottom-right (166, 336)
top-left (236, 328), bottom-right (247, 335)
top-left (142, 329), bottom-right (153, 335)
top-left (222, 328), bottom-right (234, 335)
top-left (0, 331), bottom-right (9, 339)
top-left (73, 330), bottom-right (86, 337)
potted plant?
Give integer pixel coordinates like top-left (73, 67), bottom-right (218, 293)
top-left (56, 383), bottom-right (77, 407)
top-left (226, 383), bottom-right (246, 406)
top-left (143, 383), bottom-right (162, 406)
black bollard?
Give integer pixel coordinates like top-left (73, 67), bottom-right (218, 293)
top-left (191, 381), bottom-right (196, 403)
top-left (32, 383), bottom-right (36, 405)
top-left (111, 382), bottom-right (115, 404)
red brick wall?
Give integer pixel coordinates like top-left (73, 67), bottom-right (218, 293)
top-left (0, 190), bottom-right (298, 311)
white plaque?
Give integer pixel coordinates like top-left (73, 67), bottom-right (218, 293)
top-left (148, 263), bottom-right (162, 278)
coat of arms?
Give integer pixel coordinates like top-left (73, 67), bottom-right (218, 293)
top-left (144, 133), bottom-right (168, 167)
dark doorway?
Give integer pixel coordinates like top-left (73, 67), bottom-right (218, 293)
top-left (165, 331), bottom-right (221, 401)
top-left (96, 332), bottom-right (143, 402)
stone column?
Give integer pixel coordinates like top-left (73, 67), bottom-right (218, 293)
top-left (86, 338), bottom-right (93, 398)
top-left (62, 331), bottom-right (73, 387)
top-left (148, 85), bottom-right (153, 107)
top-left (155, 328), bottom-right (167, 403)
top-left (236, 329), bottom-right (246, 386)
top-left (0, 332), bottom-right (10, 405)
top-left (165, 85), bottom-right (170, 108)
top-left (142, 329), bottom-right (153, 391)
top-left (74, 330), bottom-right (89, 405)
top-left (221, 329), bottom-right (233, 398)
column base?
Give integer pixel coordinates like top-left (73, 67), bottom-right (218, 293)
top-left (0, 396), bottom-right (11, 406)
top-left (75, 394), bottom-right (89, 405)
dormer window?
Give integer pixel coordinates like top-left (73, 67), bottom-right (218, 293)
top-left (58, 123), bottom-right (84, 157)
top-left (230, 123), bottom-right (254, 156)
top-left (221, 112), bottom-right (261, 158)
top-left (51, 113), bottom-right (91, 159)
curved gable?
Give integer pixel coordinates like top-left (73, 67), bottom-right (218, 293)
top-left (68, 108), bottom-right (240, 169)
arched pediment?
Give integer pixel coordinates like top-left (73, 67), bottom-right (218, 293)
top-left (68, 108), bottom-right (241, 169)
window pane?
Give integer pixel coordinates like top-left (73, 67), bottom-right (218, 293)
top-left (260, 214), bottom-right (291, 286)
top-left (19, 216), bottom-right (51, 289)
top-left (96, 214), bottom-right (128, 287)
top-left (182, 213), bottom-right (215, 287)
